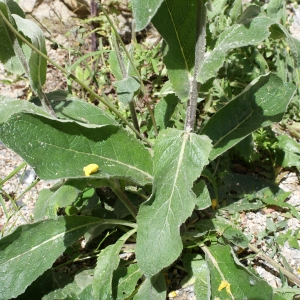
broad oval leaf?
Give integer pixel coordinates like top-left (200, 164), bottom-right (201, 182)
top-left (112, 264), bottom-right (143, 300)
top-left (198, 6), bottom-right (275, 84)
top-left (0, 0), bottom-right (25, 74)
top-left (0, 216), bottom-right (106, 299)
top-left (31, 90), bottom-right (119, 125)
top-left (133, 272), bottom-right (166, 300)
top-left (151, 0), bottom-right (197, 101)
top-left (0, 112), bottom-right (153, 185)
top-left (132, 0), bottom-right (164, 31)
top-left (92, 229), bottom-right (136, 299)
top-left (0, 97), bottom-right (50, 123)
top-left (12, 14), bottom-right (47, 91)
top-left (204, 244), bottom-right (273, 299)
top-left (201, 73), bottom-right (296, 160)
top-left (113, 76), bottom-right (140, 105)
top-left (34, 179), bottom-right (86, 221)
top-left (136, 129), bottom-right (212, 277)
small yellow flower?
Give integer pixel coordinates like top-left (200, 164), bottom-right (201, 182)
top-left (83, 164), bottom-right (99, 176)
top-left (168, 291), bottom-right (178, 298)
top-left (211, 198), bottom-right (218, 210)
top-left (218, 280), bottom-right (232, 295)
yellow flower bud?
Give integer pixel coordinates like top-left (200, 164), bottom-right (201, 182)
top-left (211, 198), bottom-right (218, 210)
top-left (83, 164), bottom-right (99, 176)
top-left (218, 280), bottom-right (232, 295)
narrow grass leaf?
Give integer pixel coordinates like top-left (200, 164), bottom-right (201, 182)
top-left (136, 129), bottom-right (212, 277)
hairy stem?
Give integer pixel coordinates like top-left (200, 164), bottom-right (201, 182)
top-left (184, 0), bottom-right (207, 132)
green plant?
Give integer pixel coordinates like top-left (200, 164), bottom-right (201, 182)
top-left (1, 0), bottom-right (300, 299)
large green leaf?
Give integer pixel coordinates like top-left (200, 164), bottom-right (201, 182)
top-left (0, 216), bottom-right (106, 299)
top-left (0, 1), bottom-right (47, 91)
top-left (92, 229), bottom-right (136, 299)
top-left (267, 0), bottom-right (285, 23)
top-left (41, 269), bottom-right (94, 300)
top-left (182, 253), bottom-right (209, 299)
top-left (133, 272), bottom-right (166, 300)
top-left (16, 270), bottom-right (73, 300)
top-left (201, 73), bottom-right (296, 160)
top-left (151, 0), bottom-right (197, 101)
top-left (204, 244), bottom-right (273, 299)
top-left (0, 0), bottom-right (25, 74)
top-left (0, 112), bottom-right (153, 185)
top-left (113, 76), bottom-right (140, 104)
top-left (31, 90), bottom-right (118, 125)
top-left (0, 97), bottom-right (50, 123)
top-left (198, 6), bottom-right (275, 84)
top-left (136, 129), bottom-right (212, 277)
top-left (12, 14), bottom-right (47, 91)
top-left (112, 264), bottom-right (143, 300)
top-left (276, 135), bottom-right (300, 168)
top-left (132, 0), bottom-right (164, 31)
top-left (34, 179), bottom-right (86, 221)
top-left (154, 94), bottom-right (179, 131)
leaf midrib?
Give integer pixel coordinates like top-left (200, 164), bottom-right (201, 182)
top-left (38, 139), bottom-right (153, 180)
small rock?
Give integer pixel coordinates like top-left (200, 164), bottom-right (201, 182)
top-left (18, 0), bottom-right (43, 13)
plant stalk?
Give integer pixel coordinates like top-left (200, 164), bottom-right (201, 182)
top-left (111, 33), bottom-right (140, 133)
top-left (184, 0), bottom-right (207, 132)
top-left (248, 243), bottom-right (300, 286)
top-left (97, 1), bottom-right (145, 95)
top-left (110, 180), bottom-right (138, 219)
top-left (0, 10), bottom-right (153, 147)
top-left (0, 10), bottom-right (56, 117)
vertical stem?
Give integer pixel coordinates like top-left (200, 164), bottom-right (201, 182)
top-left (111, 33), bottom-right (140, 133)
top-left (90, 0), bottom-right (98, 52)
top-left (109, 180), bottom-right (138, 219)
top-left (144, 96), bottom-right (158, 136)
top-left (184, 0), bottom-right (207, 132)
top-left (129, 101), bottom-right (140, 133)
top-left (97, 1), bottom-right (145, 94)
